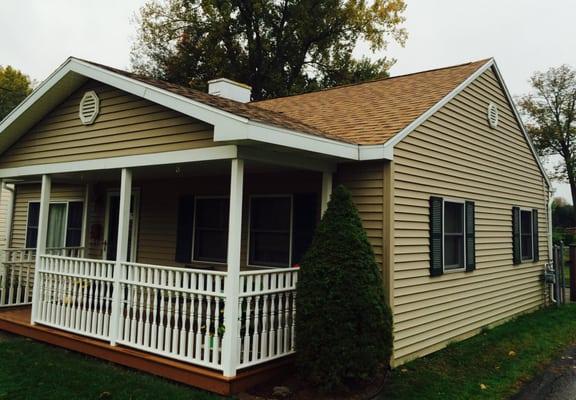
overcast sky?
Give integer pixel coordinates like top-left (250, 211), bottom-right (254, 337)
top-left (0, 0), bottom-right (573, 202)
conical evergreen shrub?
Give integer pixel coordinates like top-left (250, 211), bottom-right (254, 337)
top-left (295, 185), bottom-right (393, 391)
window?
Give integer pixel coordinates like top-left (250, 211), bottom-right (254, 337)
top-left (443, 201), bottom-right (465, 271)
top-left (25, 201), bottom-right (84, 249)
top-left (249, 196), bottom-right (292, 267)
top-left (520, 209), bottom-right (533, 260)
top-left (193, 197), bottom-right (229, 263)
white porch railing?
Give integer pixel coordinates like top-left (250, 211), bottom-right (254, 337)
top-left (35, 255), bottom-right (115, 340)
top-left (31, 254), bottom-right (299, 373)
top-left (238, 268), bottom-right (299, 368)
top-left (117, 262), bottom-right (227, 370)
top-left (0, 247), bottom-right (85, 308)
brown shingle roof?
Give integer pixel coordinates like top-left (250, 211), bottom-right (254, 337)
top-left (253, 59), bottom-right (490, 145)
top-left (78, 59), bottom-right (347, 142)
top-left (80, 58), bottom-right (489, 146)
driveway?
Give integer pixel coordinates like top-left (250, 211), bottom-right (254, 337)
top-left (512, 345), bottom-right (576, 400)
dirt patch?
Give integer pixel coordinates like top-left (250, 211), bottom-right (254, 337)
top-left (239, 368), bottom-right (388, 400)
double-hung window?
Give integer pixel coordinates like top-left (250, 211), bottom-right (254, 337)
top-left (192, 197), bottom-right (229, 263)
top-left (25, 201), bottom-right (84, 249)
top-left (429, 196), bottom-right (475, 276)
top-left (249, 196), bottom-right (292, 267)
top-left (443, 201), bottom-right (466, 271)
top-left (520, 210), bottom-right (534, 261)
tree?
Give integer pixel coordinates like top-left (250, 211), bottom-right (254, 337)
top-left (0, 66), bottom-right (32, 121)
top-left (518, 65), bottom-right (576, 225)
top-left (131, 0), bottom-right (407, 100)
top-left (295, 185), bottom-right (393, 391)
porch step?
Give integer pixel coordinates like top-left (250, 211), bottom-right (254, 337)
top-left (0, 306), bottom-right (293, 395)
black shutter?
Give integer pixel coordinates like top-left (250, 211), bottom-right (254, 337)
top-left (429, 196), bottom-right (443, 277)
top-left (465, 201), bottom-right (476, 272)
top-left (292, 193), bottom-right (318, 265)
top-left (512, 206), bottom-right (521, 265)
top-left (175, 196), bottom-right (194, 263)
top-left (25, 202), bottom-right (40, 248)
top-left (65, 201), bottom-right (84, 247)
top-left (532, 209), bottom-right (539, 261)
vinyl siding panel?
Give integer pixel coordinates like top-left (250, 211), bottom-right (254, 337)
top-left (0, 80), bottom-right (218, 168)
top-left (335, 161), bottom-right (386, 267)
top-left (392, 67), bottom-right (550, 365)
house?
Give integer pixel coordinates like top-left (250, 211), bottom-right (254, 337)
top-left (0, 57), bottom-right (551, 395)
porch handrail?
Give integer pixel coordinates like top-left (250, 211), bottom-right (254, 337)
top-left (31, 255), bottom-right (299, 374)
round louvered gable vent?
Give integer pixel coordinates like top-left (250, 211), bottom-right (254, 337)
top-left (79, 91), bottom-right (100, 125)
top-left (487, 102), bottom-right (499, 129)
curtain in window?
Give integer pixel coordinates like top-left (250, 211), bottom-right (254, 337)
top-left (46, 204), bottom-right (66, 248)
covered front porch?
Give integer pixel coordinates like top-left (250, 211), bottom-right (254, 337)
top-left (0, 152), bottom-right (334, 393)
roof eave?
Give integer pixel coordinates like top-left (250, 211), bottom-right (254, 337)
top-left (0, 58), bottom-right (365, 162)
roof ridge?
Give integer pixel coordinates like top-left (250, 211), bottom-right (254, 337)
top-left (253, 58), bottom-right (492, 104)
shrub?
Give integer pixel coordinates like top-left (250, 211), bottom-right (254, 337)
top-left (295, 185), bottom-right (393, 391)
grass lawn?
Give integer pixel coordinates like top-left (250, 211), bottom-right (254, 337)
top-left (0, 335), bottom-right (225, 400)
top-left (380, 304), bottom-right (576, 400)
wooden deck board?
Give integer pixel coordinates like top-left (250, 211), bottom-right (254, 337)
top-left (0, 306), bottom-right (292, 395)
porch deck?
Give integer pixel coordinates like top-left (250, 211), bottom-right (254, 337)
top-left (0, 306), bottom-right (292, 395)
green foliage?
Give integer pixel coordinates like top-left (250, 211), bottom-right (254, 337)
top-left (518, 65), bottom-right (576, 224)
top-left (131, 0), bottom-right (407, 100)
top-left (0, 65), bottom-right (32, 121)
top-left (0, 336), bottom-right (220, 400)
top-left (295, 185), bottom-right (393, 391)
top-left (381, 305), bottom-right (576, 400)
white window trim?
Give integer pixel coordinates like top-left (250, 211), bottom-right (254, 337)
top-left (191, 195), bottom-right (229, 265)
top-left (519, 207), bottom-right (534, 262)
top-left (25, 199), bottom-right (84, 249)
top-left (442, 198), bottom-right (467, 273)
top-left (247, 194), bottom-right (294, 269)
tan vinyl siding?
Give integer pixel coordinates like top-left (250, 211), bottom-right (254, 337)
top-left (391, 67), bottom-right (550, 365)
top-left (0, 81), bottom-right (218, 168)
top-left (335, 161), bottom-right (385, 267)
top-left (10, 184), bottom-right (86, 248)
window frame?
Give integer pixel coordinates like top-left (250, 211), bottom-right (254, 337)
top-left (191, 195), bottom-right (230, 265)
top-left (519, 208), bottom-right (534, 262)
top-left (247, 194), bottom-right (294, 269)
top-left (25, 199), bottom-right (84, 249)
top-left (442, 198), bottom-right (467, 273)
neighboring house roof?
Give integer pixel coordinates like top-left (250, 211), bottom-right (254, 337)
top-left (253, 60), bottom-right (489, 145)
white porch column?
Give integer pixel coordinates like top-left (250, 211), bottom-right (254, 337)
top-left (109, 168), bottom-right (132, 346)
top-left (321, 171), bottom-right (333, 215)
top-left (222, 159), bottom-right (244, 377)
top-left (31, 174), bottom-right (51, 324)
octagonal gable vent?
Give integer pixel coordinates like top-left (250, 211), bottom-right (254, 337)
top-left (79, 91), bottom-right (100, 125)
top-left (487, 102), bottom-right (499, 129)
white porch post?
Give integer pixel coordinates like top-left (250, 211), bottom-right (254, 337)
top-left (321, 171), bottom-right (333, 215)
top-left (31, 174), bottom-right (51, 324)
top-left (222, 159), bottom-right (244, 377)
top-left (109, 168), bottom-right (132, 346)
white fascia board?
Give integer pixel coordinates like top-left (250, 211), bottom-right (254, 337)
top-left (382, 59), bottom-right (495, 151)
top-left (215, 120), bottom-right (359, 160)
top-left (70, 60), bottom-right (249, 127)
top-left (237, 146), bottom-right (337, 172)
top-left (358, 144), bottom-right (394, 160)
top-left (0, 145), bottom-right (238, 178)
top-left (490, 61), bottom-right (552, 188)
